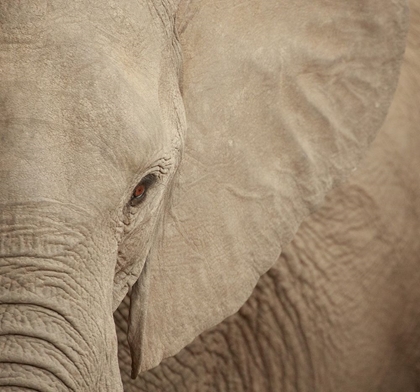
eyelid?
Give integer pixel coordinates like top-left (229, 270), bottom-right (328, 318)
top-left (139, 173), bottom-right (157, 187)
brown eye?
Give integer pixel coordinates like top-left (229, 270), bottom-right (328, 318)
top-left (133, 184), bottom-right (146, 198)
top-left (130, 174), bottom-right (156, 207)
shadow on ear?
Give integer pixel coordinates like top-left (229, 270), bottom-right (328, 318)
top-left (128, 0), bottom-right (408, 375)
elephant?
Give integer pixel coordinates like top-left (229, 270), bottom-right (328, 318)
top-left (0, 0), bottom-right (417, 391)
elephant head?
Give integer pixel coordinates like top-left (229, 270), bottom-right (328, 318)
top-left (0, 0), bottom-right (408, 390)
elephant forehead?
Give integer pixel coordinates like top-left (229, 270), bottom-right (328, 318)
top-left (0, 5), bottom-right (180, 209)
top-left (1, 42), bottom-right (168, 160)
top-left (0, 66), bottom-right (167, 207)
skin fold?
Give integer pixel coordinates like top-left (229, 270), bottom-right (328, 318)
top-left (115, 0), bottom-right (420, 390)
top-left (0, 0), bottom-right (415, 391)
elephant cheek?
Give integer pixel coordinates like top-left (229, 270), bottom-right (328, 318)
top-left (0, 207), bottom-right (123, 391)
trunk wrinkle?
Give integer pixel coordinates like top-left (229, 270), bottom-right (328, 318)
top-left (0, 362), bottom-right (76, 391)
top-left (0, 303), bottom-right (96, 376)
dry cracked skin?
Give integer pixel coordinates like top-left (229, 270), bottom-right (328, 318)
top-left (0, 0), bottom-right (419, 390)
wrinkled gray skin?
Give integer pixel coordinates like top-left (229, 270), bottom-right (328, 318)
top-left (0, 1), bottom-right (182, 390)
top-left (117, 1), bottom-right (420, 391)
top-left (0, 0), bottom-right (417, 391)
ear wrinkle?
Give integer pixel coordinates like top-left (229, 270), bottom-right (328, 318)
top-left (175, 0), bottom-right (200, 36)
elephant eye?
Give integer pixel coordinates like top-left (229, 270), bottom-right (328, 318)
top-left (130, 174), bottom-right (156, 207)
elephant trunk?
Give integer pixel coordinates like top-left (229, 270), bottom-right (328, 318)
top-left (0, 302), bottom-right (90, 391)
top-left (0, 206), bottom-right (123, 391)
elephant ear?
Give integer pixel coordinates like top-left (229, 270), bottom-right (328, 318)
top-left (128, 0), bottom-right (408, 375)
